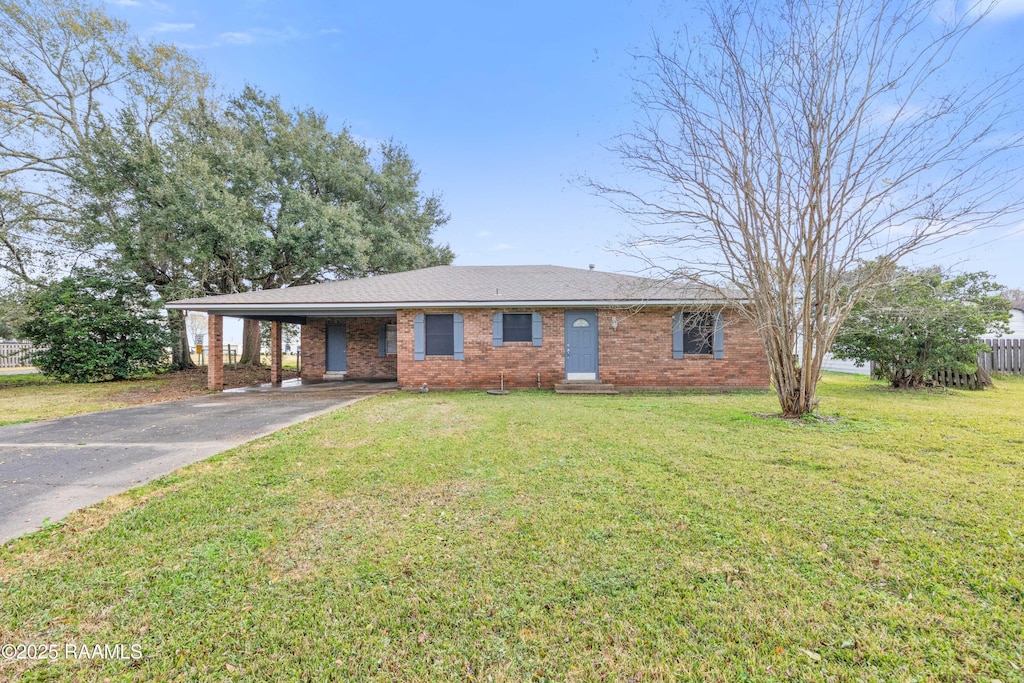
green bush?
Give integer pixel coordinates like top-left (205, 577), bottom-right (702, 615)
top-left (20, 269), bottom-right (171, 382)
top-left (832, 267), bottom-right (1010, 388)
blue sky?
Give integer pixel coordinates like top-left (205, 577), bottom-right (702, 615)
top-left (106, 0), bottom-right (1024, 306)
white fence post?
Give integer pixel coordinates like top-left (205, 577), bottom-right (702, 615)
top-left (0, 342), bottom-right (35, 369)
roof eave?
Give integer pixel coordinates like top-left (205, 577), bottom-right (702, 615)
top-left (166, 298), bottom-right (742, 313)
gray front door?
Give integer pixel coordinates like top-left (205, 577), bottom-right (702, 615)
top-left (564, 310), bottom-right (598, 380)
top-left (326, 323), bottom-right (347, 373)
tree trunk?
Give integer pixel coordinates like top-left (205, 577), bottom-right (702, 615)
top-left (239, 318), bottom-right (263, 367)
top-left (765, 331), bottom-right (819, 417)
top-left (776, 364), bottom-right (819, 417)
top-left (168, 309), bottom-right (195, 371)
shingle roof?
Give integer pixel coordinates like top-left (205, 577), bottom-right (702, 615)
top-left (167, 265), bottom-right (724, 310)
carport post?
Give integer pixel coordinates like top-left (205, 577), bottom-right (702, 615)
top-left (270, 321), bottom-right (283, 385)
top-left (208, 314), bottom-right (224, 390)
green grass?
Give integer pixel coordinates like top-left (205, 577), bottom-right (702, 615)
top-left (0, 373), bottom-right (53, 388)
top-left (1, 373), bottom-right (1022, 681)
top-left (0, 375), bottom-right (169, 426)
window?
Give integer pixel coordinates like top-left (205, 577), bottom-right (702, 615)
top-left (414, 313), bottom-right (463, 360)
top-left (493, 311), bottom-right (542, 347)
top-left (425, 314), bottom-right (455, 356)
top-left (681, 313), bottom-right (714, 355)
top-left (377, 322), bottom-right (399, 357)
top-left (385, 324), bottom-right (397, 355)
top-left (672, 311), bottom-right (724, 359)
top-left (502, 313), bottom-right (532, 342)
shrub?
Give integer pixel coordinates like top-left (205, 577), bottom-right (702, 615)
top-left (20, 269), bottom-right (171, 382)
top-left (832, 267), bottom-right (1010, 389)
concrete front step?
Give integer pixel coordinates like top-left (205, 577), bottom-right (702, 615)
top-left (554, 381), bottom-right (619, 395)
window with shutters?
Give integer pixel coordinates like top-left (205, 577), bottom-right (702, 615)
top-left (493, 311), bottom-right (542, 347)
top-left (679, 313), bottom-right (714, 355)
top-left (502, 313), bottom-right (532, 342)
top-left (425, 314), bottom-right (455, 356)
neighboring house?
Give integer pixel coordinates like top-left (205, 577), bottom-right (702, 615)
top-left (793, 331), bottom-right (871, 376)
top-left (167, 265), bottom-right (770, 391)
top-left (821, 353), bottom-right (872, 375)
top-left (981, 305), bottom-right (1024, 339)
top-left (0, 340), bottom-right (35, 369)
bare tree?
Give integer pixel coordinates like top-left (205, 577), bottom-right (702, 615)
top-left (186, 312), bottom-right (208, 347)
top-left (0, 0), bottom-right (207, 284)
top-left (597, 0), bottom-right (1023, 416)
top-left (1001, 288), bottom-right (1024, 310)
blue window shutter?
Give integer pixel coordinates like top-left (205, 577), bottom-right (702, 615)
top-left (377, 323), bottom-right (387, 357)
top-left (672, 312), bottom-right (685, 359)
top-left (493, 312), bottom-right (503, 347)
top-left (413, 313), bottom-right (425, 361)
top-left (532, 312), bottom-right (543, 346)
top-left (453, 313), bottom-right (464, 360)
top-left (713, 311), bottom-right (725, 359)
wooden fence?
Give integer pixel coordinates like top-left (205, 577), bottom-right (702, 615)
top-left (931, 367), bottom-right (988, 390)
top-left (0, 342), bottom-right (34, 368)
top-left (978, 338), bottom-right (1024, 375)
top-left (930, 338), bottom-right (1023, 389)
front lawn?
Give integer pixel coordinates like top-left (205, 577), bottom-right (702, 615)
top-left (1, 374), bottom-right (1022, 680)
top-left (0, 367), bottom-right (297, 426)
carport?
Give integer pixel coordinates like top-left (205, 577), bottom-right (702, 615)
top-left (165, 302), bottom-right (399, 391)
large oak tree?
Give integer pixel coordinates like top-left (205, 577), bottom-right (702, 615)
top-left (79, 88), bottom-right (453, 367)
top-left (0, 0), bottom-right (206, 288)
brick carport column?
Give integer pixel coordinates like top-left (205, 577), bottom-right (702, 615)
top-left (270, 321), bottom-right (283, 385)
top-left (208, 314), bottom-right (224, 391)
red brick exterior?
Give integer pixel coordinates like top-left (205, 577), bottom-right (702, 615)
top-left (270, 321), bottom-right (283, 384)
top-left (345, 317), bottom-right (398, 380)
top-left (208, 314), bottom-right (223, 390)
top-left (300, 317), bottom-right (397, 381)
top-left (396, 308), bottom-right (566, 390)
top-left (597, 307), bottom-right (770, 389)
top-left (299, 307), bottom-right (769, 390)
top-left (300, 319), bottom-right (326, 381)
top-left (391, 306), bottom-right (770, 391)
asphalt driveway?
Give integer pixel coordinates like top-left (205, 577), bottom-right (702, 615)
top-left (0, 380), bottom-right (394, 543)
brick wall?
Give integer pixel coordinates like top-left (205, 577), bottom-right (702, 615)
top-left (208, 314), bottom-right (224, 390)
top-left (299, 317), bottom-right (397, 381)
top-left (597, 307), bottom-right (770, 389)
top-left (300, 319), bottom-right (326, 381)
top-left (396, 308), bottom-right (566, 389)
top-left (394, 306), bottom-right (769, 390)
top-left (344, 317), bottom-right (398, 379)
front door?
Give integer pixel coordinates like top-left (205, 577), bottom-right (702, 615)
top-left (564, 310), bottom-right (598, 380)
top-left (326, 322), bottom-right (347, 373)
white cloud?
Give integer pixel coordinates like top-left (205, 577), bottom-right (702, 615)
top-left (477, 230), bottom-right (490, 237)
top-left (489, 243), bottom-right (514, 252)
top-left (216, 27), bottom-right (301, 46)
top-left (955, 0), bottom-right (1024, 20)
top-left (151, 22), bottom-right (195, 33)
top-left (933, 0), bottom-right (958, 22)
top-left (987, 0), bottom-right (1024, 18)
top-left (107, 0), bottom-right (141, 5)
top-left (319, 28), bottom-right (342, 35)
top-left (219, 31), bottom-right (255, 45)
top-left (870, 103), bottom-right (924, 126)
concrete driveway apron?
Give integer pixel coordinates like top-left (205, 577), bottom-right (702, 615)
top-left (0, 380), bottom-right (393, 543)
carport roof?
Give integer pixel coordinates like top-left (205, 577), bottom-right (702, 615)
top-left (166, 265), bottom-right (731, 314)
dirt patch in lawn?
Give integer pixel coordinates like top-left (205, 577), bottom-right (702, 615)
top-left (110, 366), bottom-right (300, 406)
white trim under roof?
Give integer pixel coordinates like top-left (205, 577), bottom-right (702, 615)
top-left (165, 299), bottom-right (736, 313)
